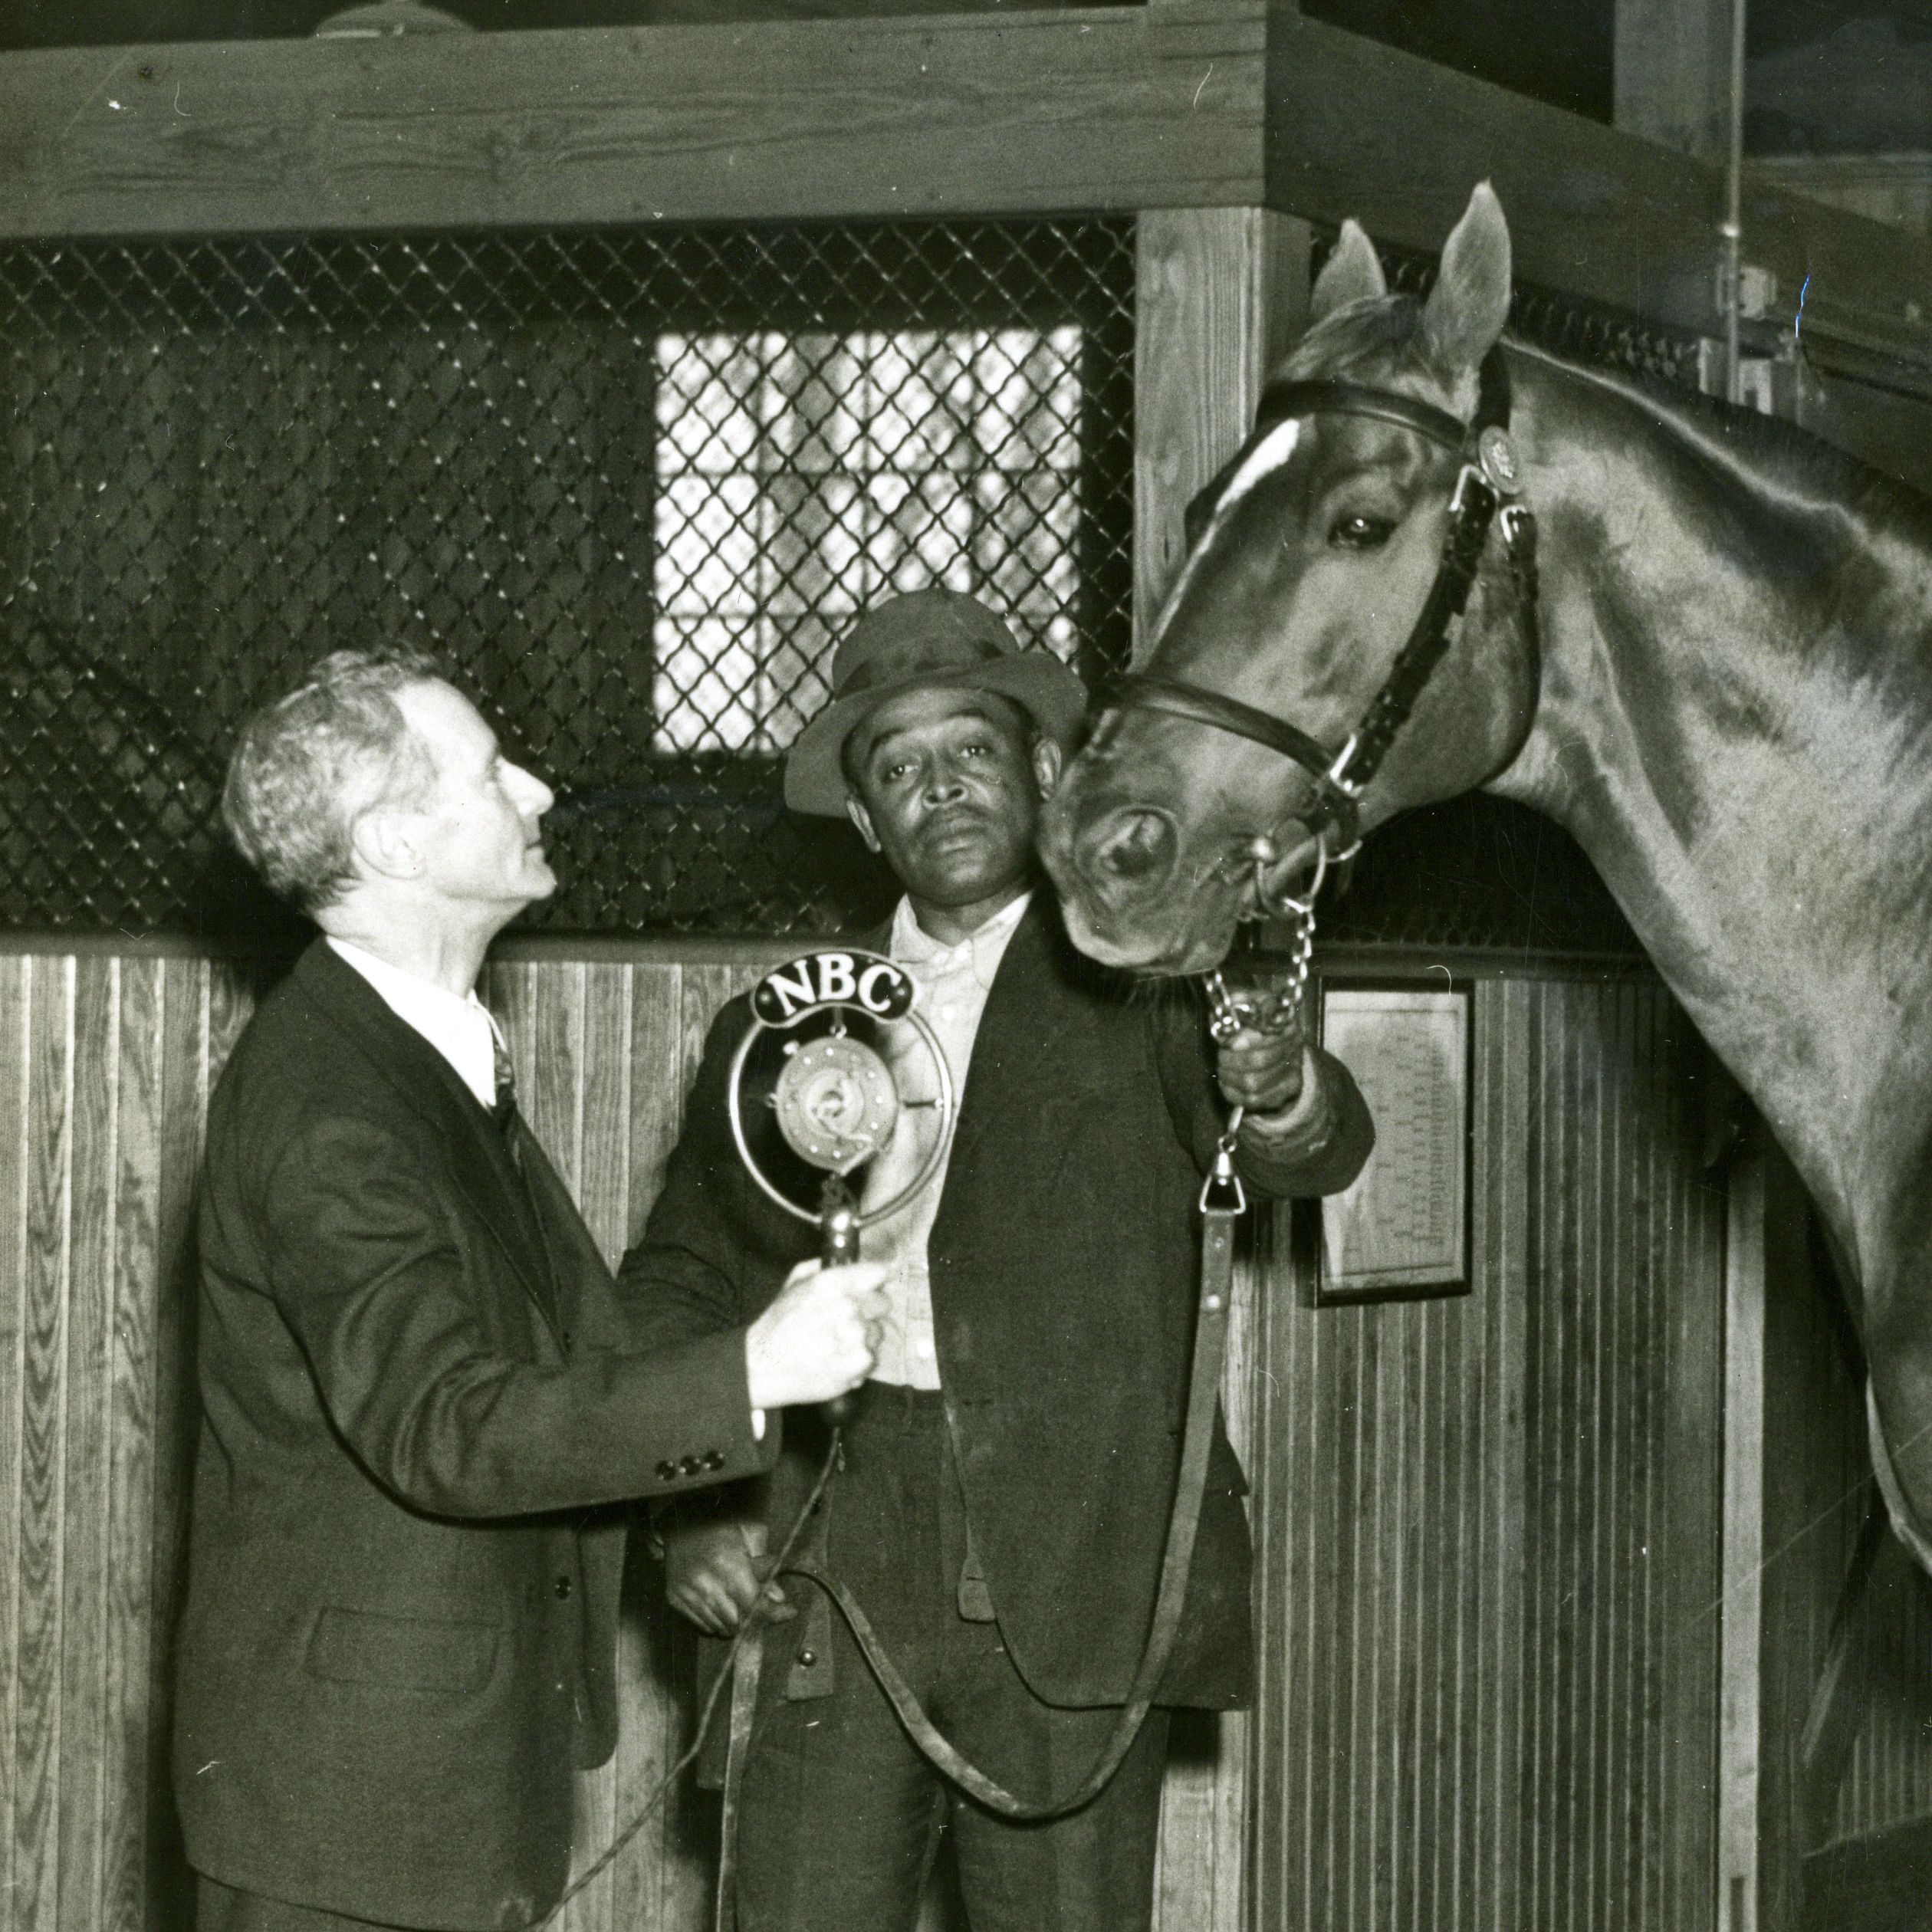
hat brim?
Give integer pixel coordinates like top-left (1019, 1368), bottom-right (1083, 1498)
top-left (784, 655), bottom-right (1089, 816)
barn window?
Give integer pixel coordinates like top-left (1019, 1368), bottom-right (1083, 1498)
top-left (652, 325), bottom-right (1086, 755)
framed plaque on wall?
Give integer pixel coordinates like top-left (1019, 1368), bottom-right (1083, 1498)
top-left (1309, 984), bottom-right (1472, 1304)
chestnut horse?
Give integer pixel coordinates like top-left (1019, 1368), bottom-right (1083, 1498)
top-left (1038, 186), bottom-right (1932, 1562)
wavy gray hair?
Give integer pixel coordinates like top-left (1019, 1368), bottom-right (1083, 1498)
top-left (222, 647), bottom-right (443, 915)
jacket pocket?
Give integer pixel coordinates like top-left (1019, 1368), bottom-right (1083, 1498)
top-left (305, 1605), bottom-right (501, 1695)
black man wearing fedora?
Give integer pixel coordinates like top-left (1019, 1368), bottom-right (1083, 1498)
top-left (619, 589), bottom-right (1372, 1932)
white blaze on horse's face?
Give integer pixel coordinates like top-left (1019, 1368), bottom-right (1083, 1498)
top-left (1209, 419), bottom-right (1305, 519)
top-left (1145, 419), bottom-right (1306, 652)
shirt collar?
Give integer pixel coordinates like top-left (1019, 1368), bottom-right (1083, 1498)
top-left (889, 889), bottom-right (1032, 988)
top-left (327, 937), bottom-right (500, 1110)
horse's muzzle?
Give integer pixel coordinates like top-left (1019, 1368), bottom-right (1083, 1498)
top-left (1039, 800), bottom-right (1231, 971)
top-left (1080, 806), bottom-right (1178, 888)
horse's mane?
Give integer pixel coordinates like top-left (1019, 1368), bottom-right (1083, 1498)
top-left (1278, 292), bottom-right (1932, 550)
top-left (1512, 338), bottom-right (1932, 549)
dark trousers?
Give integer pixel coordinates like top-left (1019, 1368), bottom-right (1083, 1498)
top-left (196, 1875), bottom-right (401, 1931)
top-left (735, 1385), bottom-right (1171, 1932)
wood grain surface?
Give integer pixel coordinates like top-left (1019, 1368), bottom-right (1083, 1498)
top-left (5, 3), bottom-right (1930, 388)
top-left (0, 938), bottom-right (1894, 1930)
top-left (0, 6), bottom-right (1263, 242)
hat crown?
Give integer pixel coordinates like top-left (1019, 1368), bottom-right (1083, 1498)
top-left (830, 590), bottom-right (1021, 700)
top-left (784, 587), bottom-right (1089, 816)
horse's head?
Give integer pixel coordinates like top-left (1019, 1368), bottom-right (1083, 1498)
top-left (1040, 185), bottom-right (1542, 974)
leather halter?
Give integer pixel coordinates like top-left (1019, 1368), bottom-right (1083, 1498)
top-left (1105, 360), bottom-right (1539, 861)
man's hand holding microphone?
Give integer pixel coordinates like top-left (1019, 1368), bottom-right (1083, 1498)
top-left (664, 1258), bottom-right (885, 1640)
top-left (743, 1254), bottom-right (887, 1411)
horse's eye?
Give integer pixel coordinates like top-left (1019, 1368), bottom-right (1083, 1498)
top-left (1328, 512), bottom-right (1396, 550)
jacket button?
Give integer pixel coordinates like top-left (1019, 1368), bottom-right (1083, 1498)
top-left (554, 1576), bottom-right (572, 1599)
top-left (655, 1459), bottom-right (678, 1481)
top-left (797, 1649), bottom-right (816, 1668)
top-left (678, 1454), bottom-right (702, 1476)
top-left (704, 1448), bottom-right (725, 1470)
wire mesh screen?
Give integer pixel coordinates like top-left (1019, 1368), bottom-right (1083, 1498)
top-left (0, 219), bottom-right (1135, 938)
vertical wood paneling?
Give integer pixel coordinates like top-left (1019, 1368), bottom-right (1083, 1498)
top-left (18, 957), bottom-right (74, 1928)
top-left (577, 964), bottom-right (633, 1270)
top-left (1249, 974), bottom-right (1725, 1932)
top-left (58, 958), bottom-right (117, 1932)
top-left (103, 957), bottom-right (164, 1932)
top-left (615, 961), bottom-right (713, 1932)
top-left (0, 945), bottom-right (1746, 1931)
top-left (1743, 1132), bottom-right (1866, 1926)
top-left (1152, 1227), bottom-right (1263, 1932)
top-left (146, 956), bottom-right (210, 1932)
top-left (0, 955), bottom-right (31, 1927)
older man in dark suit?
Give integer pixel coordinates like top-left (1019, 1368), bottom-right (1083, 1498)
top-left (175, 647), bottom-right (886, 1932)
top-left (619, 590), bottom-right (1374, 1932)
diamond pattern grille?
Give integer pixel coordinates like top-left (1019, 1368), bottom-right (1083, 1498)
top-left (0, 219), bottom-right (1135, 938)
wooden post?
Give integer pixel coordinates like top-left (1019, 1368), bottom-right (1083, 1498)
top-left (1133, 206), bottom-right (1309, 656)
top-left (1720, 1134), bottom-right (1768, 1932)
top-left (1612, 0), bottom-right (1734, 162)
top-left (1134, 197), bottom-right (1309, 1932)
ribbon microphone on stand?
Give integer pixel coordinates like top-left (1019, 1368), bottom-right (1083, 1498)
top-left (724, 949), bottom-right (955, 1424)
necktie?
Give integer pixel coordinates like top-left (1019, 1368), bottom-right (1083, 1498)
top-left (489, 1022), bottom-right (518, 1134)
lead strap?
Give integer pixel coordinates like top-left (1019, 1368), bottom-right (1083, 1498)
top-left (710, 1162), bottom-right (1245, 1930)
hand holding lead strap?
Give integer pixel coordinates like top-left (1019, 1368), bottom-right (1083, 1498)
top-left (728, 951), bottom-right (955, 1426)
top-left (1204, 933), bottom-right (1310, 1121)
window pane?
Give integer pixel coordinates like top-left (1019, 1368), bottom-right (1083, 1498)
top-left (652, 324), bottom-right (1089, 755)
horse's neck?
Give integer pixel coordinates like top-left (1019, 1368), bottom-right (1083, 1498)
top-left (1491, 350), bottom-right (1932, 1252)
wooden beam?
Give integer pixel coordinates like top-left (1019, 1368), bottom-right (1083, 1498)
top-left (4, 3), bottom-right (1930, 376)
top-left (1613, 0), bottom-right (1733, 162)
top-left (1133, 205), bottom-right (1307, 649)
top-left (1265, 8), bottom-right (1932, 365)
top-left (0, 5), bottom-right (1263, 241)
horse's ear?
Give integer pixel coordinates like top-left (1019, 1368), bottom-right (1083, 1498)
top-left (1309, 221), bottom-right (1388, 324)
top-left (1423, 182), bottom-right (1513, 373)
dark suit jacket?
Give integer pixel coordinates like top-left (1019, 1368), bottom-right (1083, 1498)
top-left (619, 902), bottom-right (1372, 1710)
top-left (174, 940), bottom-right (774, 1932)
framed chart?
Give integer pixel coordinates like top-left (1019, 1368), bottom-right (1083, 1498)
top-left (1309, 984), bottom-right (1472, 1305)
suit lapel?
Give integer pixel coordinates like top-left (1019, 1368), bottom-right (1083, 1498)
top-left (292, 943), bottom-right (564, 1342)
top-left (943, 900), bottom-right (1085, 1180)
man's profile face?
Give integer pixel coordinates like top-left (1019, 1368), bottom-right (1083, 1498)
top-left (845, 685), bottom-right (1056, 912)
top-left (387, 679), bottom-right (557, 915)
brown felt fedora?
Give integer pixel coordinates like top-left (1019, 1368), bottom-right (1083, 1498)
top-left (784, 589), bottom-right (1089, 816)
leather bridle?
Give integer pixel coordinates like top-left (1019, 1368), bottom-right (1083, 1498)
top-left (1101, 357), bottom-right (1542, 914)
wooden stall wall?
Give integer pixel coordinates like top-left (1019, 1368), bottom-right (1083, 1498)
top-left (0, 941), bottom-right (1257, 1932)
top-left (0, 950), bottom-right (239, 1932)
top-left (1747, 1129), bottom-right (1932, 1925)
top-left (1248, 972), bottom-right (1730, 1932)
top-left (2, 943), bottom-right (1736, 1932)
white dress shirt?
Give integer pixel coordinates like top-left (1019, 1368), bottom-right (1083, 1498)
top-left (859, 891), bottom-right (1033, 1388)
top-left (327, 938), bottom-right (504, 1112)
top-left (854, 891), bottom-right (1327, 1389)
